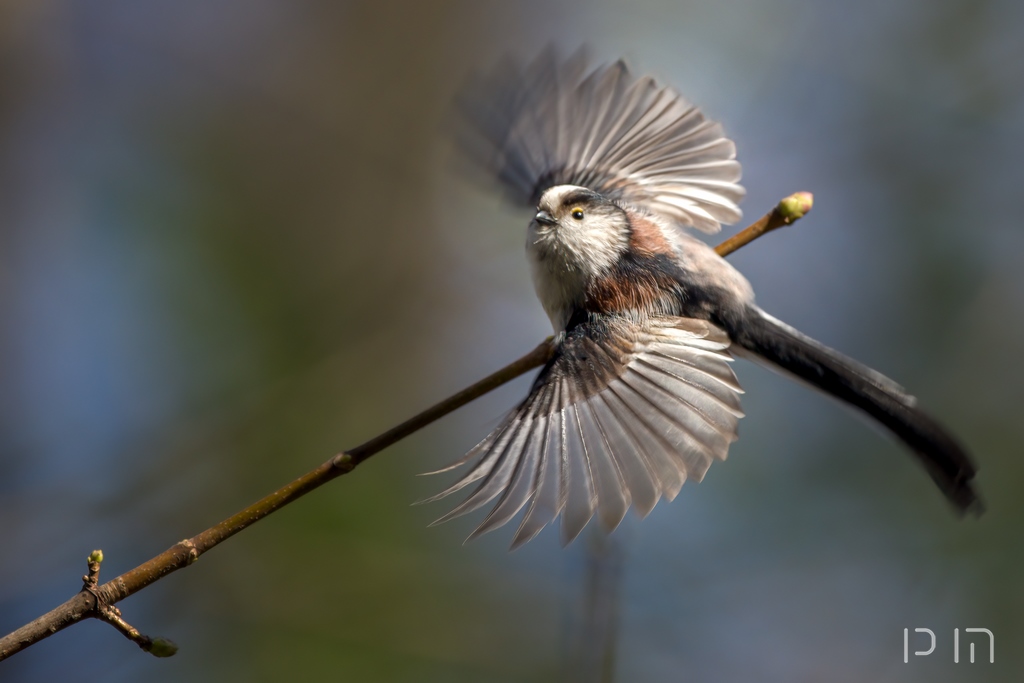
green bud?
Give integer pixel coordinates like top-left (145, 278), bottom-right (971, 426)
top-left (333, 453), bottom-right (356, 472)
top-left (777, 192), bottom-right (814, 221)
top-left (88, 550), bottom-right (104, 564)
top-left (146, 637), bottom-right (179, 658)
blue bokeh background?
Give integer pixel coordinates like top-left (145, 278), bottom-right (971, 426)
top-left (1, 1), bottom-right (1021, 681)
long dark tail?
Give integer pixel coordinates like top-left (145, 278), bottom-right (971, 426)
top-left (724, 306), bottom-right (981, 514)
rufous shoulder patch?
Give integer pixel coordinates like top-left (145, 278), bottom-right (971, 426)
top-left (626, 211), bottom-right (674, 257)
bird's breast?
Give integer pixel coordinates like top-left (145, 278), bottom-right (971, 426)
top-left (585, 256), bottom-right (685, 319)
top-left (527, 234), bottom-right (688, 330)
top-left (527, 245), bottom-right (590, 331)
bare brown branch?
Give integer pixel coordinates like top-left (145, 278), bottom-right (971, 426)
top-left (0, 193), bottom-right (812, 663)
top-left (713, 192), bottom-right (814, 258)
top-left (0, 340), bottom-right (555, 660)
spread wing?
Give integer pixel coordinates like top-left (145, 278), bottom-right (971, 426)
top-left (455, 48), bottom-right (745, 233)
top-left (422, 317), bottom-right (745, 548)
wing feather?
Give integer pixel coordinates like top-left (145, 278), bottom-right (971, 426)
top-left (427, 415), bottom-right (531, 525)
top-left (600, 385), bottom-right (687, 501)
top-left (425, 316), bottom-right (744, 546)
top-left (510, 409), bottom-right (562, 549)
top-left (455, 49), bottom-right (744, 233)
top-left (612, 372), bottom-right (716, 479)
top-left (563, 403), bottom-right (598, 544)
top-left (590, 392), bottom-right (660, 517)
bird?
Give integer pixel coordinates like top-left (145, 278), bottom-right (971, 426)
top-left (423, 50), bottom-right (980, 549)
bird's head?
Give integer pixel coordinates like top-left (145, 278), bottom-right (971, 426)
top-left (529, 185), bottom-right (630, 279)
top-left (526, 185), bottom-right (632, 330)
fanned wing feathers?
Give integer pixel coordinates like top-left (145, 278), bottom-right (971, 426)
top-left (425, 317), bottom-right (744, 548)
top-left (456, 49), bottom-right (745, 233)
top-left (432, 51), bottom-right (747, 546)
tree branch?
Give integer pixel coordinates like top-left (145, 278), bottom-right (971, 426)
top-left (712, 191), bottom-right (813, 258)
top-left (0, 192), bottom-right (812, 662)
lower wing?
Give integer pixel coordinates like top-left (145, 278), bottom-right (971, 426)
top-left (422, 316), bottom-right (745, 549)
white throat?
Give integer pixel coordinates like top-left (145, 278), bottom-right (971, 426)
top-left (526, 185), bottom-right (628, 331)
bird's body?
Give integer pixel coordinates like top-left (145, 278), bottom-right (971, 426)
top-left (527, 186), bottom-right (755, 331)
top-left (428, 51), bottom-right (980, 547)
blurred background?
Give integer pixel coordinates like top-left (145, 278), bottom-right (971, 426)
top-left (1, 1), bottom-right (1022, 681)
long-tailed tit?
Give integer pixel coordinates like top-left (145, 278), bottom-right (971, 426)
top-left (426, 51), bottom-right (980, 548)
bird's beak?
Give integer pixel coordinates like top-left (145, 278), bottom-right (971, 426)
top-left (534, 210), bottom-right (557, 226)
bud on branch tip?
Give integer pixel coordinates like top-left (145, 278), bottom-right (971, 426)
top-left (144, 637), bottom-right (179, 658)
top-left (777, 192), bottom-right (814, 222)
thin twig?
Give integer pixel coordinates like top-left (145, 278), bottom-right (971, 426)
top-left (0, 193), bottom-right (812, 662)
top-left (713, 192), bottom-right (813, 258)
top-left (95, 605), bottom-right (178, 658)
top-left (0, 341), bottom-right (554, 661)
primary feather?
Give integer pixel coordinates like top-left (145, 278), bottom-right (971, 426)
top-left (423, 318), bottom-right (743, 548)
top-left (456, 48), bottom-right (745, 233)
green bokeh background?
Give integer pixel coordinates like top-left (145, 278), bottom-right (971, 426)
top-left (1, 1), bottom-right (1021, 681)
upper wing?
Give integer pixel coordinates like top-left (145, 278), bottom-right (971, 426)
top-left (422, 316), bottom-right (745, 548)
top-left (455, 48), bottom-right (745, 233)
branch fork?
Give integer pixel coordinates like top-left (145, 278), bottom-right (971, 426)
top-left (90, 550), bottom-right (178, 658)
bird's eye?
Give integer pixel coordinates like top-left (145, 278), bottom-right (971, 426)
top-left (571, 208), bottom-right (585, 220)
